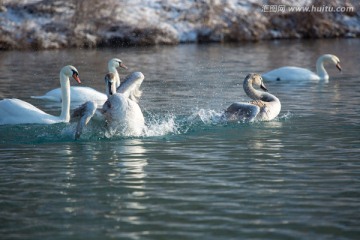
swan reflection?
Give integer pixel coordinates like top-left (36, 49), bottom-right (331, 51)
top-left (247, 121), bottom-right (285, 159)
top-left (108, 139), bottom-right (148, 180)
top-left (56, 139), bottom-right (149, 222)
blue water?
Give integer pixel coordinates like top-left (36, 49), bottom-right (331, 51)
top-left (1, 39), bottom-right (360, 239)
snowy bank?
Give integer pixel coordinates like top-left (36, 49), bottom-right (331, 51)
top-left (0, 0), bottom-right (359, 50)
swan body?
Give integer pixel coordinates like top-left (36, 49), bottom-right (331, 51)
top-left (262, 54), bottom-right (341, 81)
top-left (224, 73), bottom-right (281, 122)
top-left (31, 58), bottom-right (127, 102)
top-left (0, 65), bottom-right (80, 125)
top-left (102, 93), bottom-right (145, 137)
top-left (32, 86), bottom-right (107, 103)
top-left (73, 71), bottom-right (145, 139)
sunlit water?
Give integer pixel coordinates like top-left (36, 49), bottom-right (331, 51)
top-left (1, 39), bottom-right (360, 239)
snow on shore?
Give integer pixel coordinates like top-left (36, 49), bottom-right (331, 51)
top-left (0, 0), bottom-right (359, 50)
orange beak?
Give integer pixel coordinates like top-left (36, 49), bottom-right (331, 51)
top-left (72, 73), bottom-right (81, 84)
top-left (119, 62), bottom-right (128, 70)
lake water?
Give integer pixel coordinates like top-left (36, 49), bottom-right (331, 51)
top-left (0, 39), bottom-right (360, 239)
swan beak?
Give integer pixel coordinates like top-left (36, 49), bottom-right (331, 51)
top-left (72, 73), bottom-right (81, 84)
top-left (336, 63), bottom-right (342, 72)
top-left (120, 63), bottom-right (128, 70)
top-left (260, 82), bottom-right (268, 92)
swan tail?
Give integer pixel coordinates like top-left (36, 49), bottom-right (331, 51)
top-left (31, 95), bottom-right (60, 102)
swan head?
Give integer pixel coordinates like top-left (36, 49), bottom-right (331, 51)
top-left (104, 72), bottom-right (117, 96)
top-left (108, 58), bottom-right (128, 70)
top-left (61, 65), bottom-right (81, 83)
top-left (321, 54), bottom-right (341, 72)
top-left (245, 73), bottom-right (268, 92)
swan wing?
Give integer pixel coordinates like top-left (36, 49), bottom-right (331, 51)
top-left (117, 72), bottom-right (145, 102)
top-left (72, 101), bottom-right (97, 139)
top-left (262, 67), bottom-right (319, 81)
top-left (225, 102), bottom-right (260, 122)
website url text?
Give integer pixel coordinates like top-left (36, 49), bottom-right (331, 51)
top-left (262, 5), bottom-right (354, 13)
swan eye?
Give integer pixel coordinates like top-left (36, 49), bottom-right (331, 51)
top-left (72, 70), bottom-right (78, 76)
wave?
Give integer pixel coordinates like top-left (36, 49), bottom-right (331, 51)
top-left (0, 109), bottom-right (292, 144)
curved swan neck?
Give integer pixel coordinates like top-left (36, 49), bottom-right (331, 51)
top-left (243, 78), bottom-right (263, 100)
top-left (59, 72), bottom-right (71, 122)
top-left (108, 65), bottom-right (120, 88)
top-left (243, 77), bottom-right (278, 103)
top-left (316, 56), bottom-right (329, 80)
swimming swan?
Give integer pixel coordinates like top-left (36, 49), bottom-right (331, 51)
top-left (72, 71), bottom-right (145, 139)
top-left (224, 73), bottom-right (281, 122)
top-left (0, 65), bottom-right (81, 125)
top-left (262, 54), bottom-right (341, 81)
top-left (31, 58), bottom-right (127, 103)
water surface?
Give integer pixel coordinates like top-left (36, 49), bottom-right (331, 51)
top-left (0, 39), bottom-right (360, 239)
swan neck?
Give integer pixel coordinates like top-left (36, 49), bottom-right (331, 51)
top-left (106, 79), bottom-right (117, 97)
top-left (59, 73), bottom-right (71, 122)
top-left (243, 78), bottom-right (278, 103)
top-left (108, 66), bottom-right (120, 88)
top-left (243, 79), bottom-right (262, 100)
top-left (316, 56), bottom-right (328, 80)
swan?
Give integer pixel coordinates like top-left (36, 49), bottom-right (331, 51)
top-left (72, 71), bottom-right (145, 139)
top-left (262, 54), bottom-right (341, 81)
top-left (224, 73), bottom-right (281, 122)
top-left (0, 65), bottom-right (81, 125)
top-left (31, 58), bottom-right (127, 103)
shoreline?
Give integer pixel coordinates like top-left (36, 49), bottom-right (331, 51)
top-left (1, 0), bottom-right (359, 51)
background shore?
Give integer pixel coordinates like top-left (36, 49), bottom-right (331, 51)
top-left (0, 0), bottom-right (359, 50)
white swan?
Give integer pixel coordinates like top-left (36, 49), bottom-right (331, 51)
top-left (31, 58), bottom-right (127, 103)
top-left (0, 65), bottom-right (81, 125)
top-left (224, 73), bottom-right (281, 122)
top-left (72, 71), bottom-right (145, 139)
top-left (262, 54), bottom-right (341, 81)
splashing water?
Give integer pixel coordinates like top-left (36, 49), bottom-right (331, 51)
top-left (187, 108), bottom-right (225, 125)
top-left (143, 113), bottom-right (180, 137)
top-left (0, 109), bottom-right (292, 144)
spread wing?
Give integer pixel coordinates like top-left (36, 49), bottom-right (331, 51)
top-left (225, 102), bottom-right (260, 122)
top-left (117, 72), bottom-right (145, 103)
